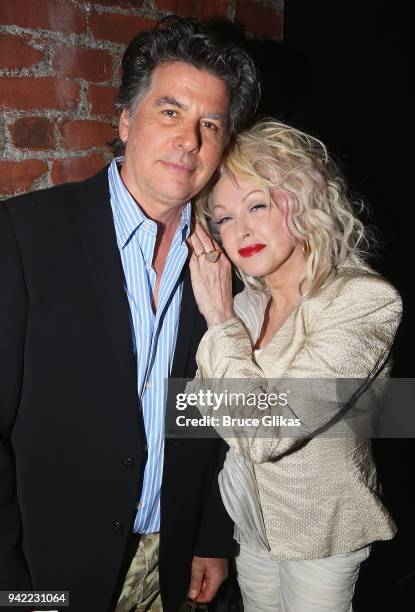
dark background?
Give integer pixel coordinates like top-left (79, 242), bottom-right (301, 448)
top-left (268, 2), bottom-right (412, 609)
top-left (281, 6), bottom-right (413, 609)
top-left (216, 2), bottom-right (413, 610)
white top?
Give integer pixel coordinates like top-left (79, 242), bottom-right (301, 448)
top-left (192, 268), bottom-right (402, 560)
top-left (218, 346), bottom-right (269, 553)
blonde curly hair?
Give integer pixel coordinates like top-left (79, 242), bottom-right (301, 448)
top-left (195, 118), bottom-right (376, 298)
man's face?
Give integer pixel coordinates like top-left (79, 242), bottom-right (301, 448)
top-left (119, 61), bottom-right (231, 213)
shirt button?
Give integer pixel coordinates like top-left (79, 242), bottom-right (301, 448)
top-left (145, 382), bottom-right (151, 389)
top-left (137, 501), bottom-right (142, 509)
top-left (111, 521), bottom-right (124, 533)
top-left (122, 456), bottom-right (135, 467)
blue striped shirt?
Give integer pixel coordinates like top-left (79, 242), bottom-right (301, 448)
top-left (108, 158), bottom-right (190, 533)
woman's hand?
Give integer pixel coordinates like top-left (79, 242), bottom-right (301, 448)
top-left (188, 222), bottom-right (235, 327)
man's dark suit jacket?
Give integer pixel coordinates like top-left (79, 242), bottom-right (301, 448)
top-left (0, 167), bottom-right (233, 612)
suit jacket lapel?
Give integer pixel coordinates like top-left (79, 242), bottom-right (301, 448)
top-left (75, 168), bottom-right (205, 438)
top-left (170, 265), bottom-right (206, 380)
top-left (170, 264), bottom-right (242, 380)
top-left (76, 168), bottom-right (144, 435)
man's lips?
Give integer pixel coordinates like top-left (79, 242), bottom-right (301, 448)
top-left (161, 160), bottom-right (195, 174)
top-left (238, 244), bottom-right (266, 257)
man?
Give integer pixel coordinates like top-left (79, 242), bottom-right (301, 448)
top-left (0, 16), bottom-right (259, 612)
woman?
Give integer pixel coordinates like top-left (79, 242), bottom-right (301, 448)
top-left (186, 120), bottom-right (402, 611)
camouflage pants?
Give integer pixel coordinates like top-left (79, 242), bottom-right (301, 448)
top-left (115, 533), bottom-right (163, 612)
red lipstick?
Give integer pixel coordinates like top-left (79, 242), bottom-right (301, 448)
top-left (238, 244), bottom-right (266, 257)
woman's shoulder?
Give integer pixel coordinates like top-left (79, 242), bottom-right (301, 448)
top-left (309, 264), bottom-right (402, 327)
top-left (324, 265), bottom-right (401, 305)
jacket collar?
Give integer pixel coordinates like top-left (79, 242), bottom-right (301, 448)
top-left (75, 166), bottom-right (203, 414)
top-left (76, 166), bottom-right (144, 431)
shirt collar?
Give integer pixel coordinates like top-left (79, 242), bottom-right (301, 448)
top-left (179, 198), bottom-right (191, 243)
top-left (108, 157), bottom-right (191, 248)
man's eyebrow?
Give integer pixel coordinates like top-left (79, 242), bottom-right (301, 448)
top-left (154, 96), bottom-right (228, 124)
top-left (154, 96), bottom-right (187, 110)
top-left (204, 112), bottom-right (228, 124)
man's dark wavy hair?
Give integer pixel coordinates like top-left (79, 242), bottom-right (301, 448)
top-left (112, 15), bottom-right (260, 155)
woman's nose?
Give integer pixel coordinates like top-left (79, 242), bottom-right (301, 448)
top-left (235, 216), bottom-right (252, 239)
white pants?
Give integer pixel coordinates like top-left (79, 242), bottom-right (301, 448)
top-left (236, 543), bottom-right (370, 612)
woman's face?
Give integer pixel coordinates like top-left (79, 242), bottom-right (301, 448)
top-left (211, 172), bottom-right (299, 281)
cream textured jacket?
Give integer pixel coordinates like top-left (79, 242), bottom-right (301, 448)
top-left (193, 267), bottom-right (402, 560)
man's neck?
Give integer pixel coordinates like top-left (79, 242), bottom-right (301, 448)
top-left (119, 159), bottom-right (187, 229)
top-left (116, 159), bottom-right (188, 310)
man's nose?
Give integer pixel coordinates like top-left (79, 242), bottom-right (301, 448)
top-left (175, 122), bottom-right (201, 153)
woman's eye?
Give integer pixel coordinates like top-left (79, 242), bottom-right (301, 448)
top-left (216, 216), bottom-right (231, 225)
top-left (250, 203), bottom-right (267, 212)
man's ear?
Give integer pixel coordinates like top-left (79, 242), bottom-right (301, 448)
top-left (118, 109), bottom-right (130, 143)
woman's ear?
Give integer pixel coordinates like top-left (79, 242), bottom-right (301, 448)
top-left (270, 187), bottom-right (292, 236)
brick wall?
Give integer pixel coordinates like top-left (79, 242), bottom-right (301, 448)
top-left (0, 0), bottom-right (283, 199)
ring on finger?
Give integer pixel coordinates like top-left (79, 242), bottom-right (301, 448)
top-left (205, 250), bottom-right (220, 263)
top-left (196, 251), bottom-right (206, 258)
